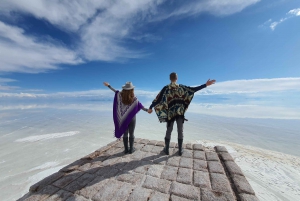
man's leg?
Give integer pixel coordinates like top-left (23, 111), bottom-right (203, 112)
top-left (176, 116), bottom-right (184, 156)
top-left (128, 116), bottom-right (136, 154)
top-left (164, 120), bottom-right (174, 155)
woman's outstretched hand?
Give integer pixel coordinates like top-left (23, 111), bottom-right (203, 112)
top-left (103, 82), bottom-right (109, 86)
top-left (206, 79), bottom-right (216, 86)
top-left (148, 109), bottom-right (153, 114)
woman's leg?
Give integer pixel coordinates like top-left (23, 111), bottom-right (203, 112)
top-left (123, 128), bottom-right (129, 154)
top-left (129, 116), bottom-right (136, 154)
top-left (128, 116), bottom-right (136, 138)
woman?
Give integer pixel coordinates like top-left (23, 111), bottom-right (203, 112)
top-left (103, 81), bottom-right (149, 154)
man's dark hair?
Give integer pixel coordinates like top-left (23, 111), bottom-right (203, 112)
top-left (170, 72), bottom-right (177, 81)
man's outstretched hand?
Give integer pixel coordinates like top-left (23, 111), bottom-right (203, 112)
top-left (206, 79), bottom-right (216, 86)
top-left (148, 109), bottom-right (153, 114)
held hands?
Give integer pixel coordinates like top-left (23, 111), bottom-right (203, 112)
top-left (206, 79), bottom-right (216, 86)
top-left (148, 109), bottom-right (153, 114)
top-left (103, 82), bottom-right (109, 87)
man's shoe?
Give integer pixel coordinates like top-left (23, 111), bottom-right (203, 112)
top-left (178, 139), bottom-right (184, 156)
top-left (129, 137), bottom-right (135, 154)
top-left (123, 137), bottom-right (129, 154)
top-left (163, 137), bottom-right (170, 155)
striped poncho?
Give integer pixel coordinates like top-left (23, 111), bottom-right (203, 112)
top-left (113, 90), bottom-right (144, 138)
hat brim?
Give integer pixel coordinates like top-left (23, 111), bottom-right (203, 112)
top-left (122, 86), bottom-right (135, 90)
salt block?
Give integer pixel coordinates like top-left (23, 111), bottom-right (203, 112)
top-left (142, 176), bottom-right (171, 194)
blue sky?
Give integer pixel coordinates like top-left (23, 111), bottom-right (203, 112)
top-left (0, 0), bottom-right (300, 119)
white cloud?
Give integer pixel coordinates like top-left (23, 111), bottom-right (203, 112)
top-left (0, 21), bottom-right (82, 73)
top-left (0, 78), bottom-right (16, 83)
top-left (1, 77), bottom-right (300, 98)
top-left (0, 0), bottom-right (261, 73)
top-left (189, 103), bottom-right (300, 119)
top-left (155, 0), bottom-right (260, 20)
top-left (263, 8), bottom-right (300, 30)
top-left (288, 8), bottom-right (300, 16)
top-left (197, 77), bottom-right (300, 95)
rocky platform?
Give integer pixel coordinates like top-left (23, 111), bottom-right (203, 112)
top-left (18, 138), bottom-right (259, 201)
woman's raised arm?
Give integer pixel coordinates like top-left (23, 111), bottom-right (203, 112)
top-left (103, 82), bottom-right (116, 92)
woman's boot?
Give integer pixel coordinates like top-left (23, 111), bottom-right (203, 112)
top-left (178, 139), bottom-right (184, 156)
top-left (163, 137), bottom-right (170, 155)
top-left (129, 137), bottom-right (135, 154)
top-left (123, 137), bottom-right (129, 154)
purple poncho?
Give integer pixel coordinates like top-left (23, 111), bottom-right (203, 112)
top-left (113, 91), bottom-right (144, 139)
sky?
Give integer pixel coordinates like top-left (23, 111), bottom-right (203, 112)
top-left (0, 0), bottom-right (300, 119)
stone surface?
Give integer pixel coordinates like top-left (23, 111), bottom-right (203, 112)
top-left (22, 185), bottom-right (59, 201)
top-left (151, 146), bottom-right (163, 154)
top-left (46, 189), bottom-right (73, 201)
top-left (177, 168), bottom-right (192, 184)
top-left (19, 138), bottom-right (256, 201)
top-left (225, 161), bottom-right (244, 176)
top-left (219, 152), bottom-right (234, 161)
top-left (127, 187), bottom-right (152, 201)
top-left (141, 145), bottom-right (155, 152)
top-left (208, 161), bottom-right (225, 174)
top-left (134, 143), bottom-right (145, 150)
top-left (167, 156), bottom-right (180, 167)
top-left (110, 182), bottom-right (133, 201)
top-left (170, 142), bottom-right (177, 148)
top-left (193, 144), bottom-right (205, 151)
top-left (141, 151), bottom-right (158, 161)
top-left (156, 140), bottom-right (165, 147)
top-left (76, 177), bottom-right (110, 199)
top-left (161, 166), bottom-right (178, 181)
top-left (181, 149), bottom-right (193, 158)
top-left (185, 143), bottom-right (193, 150)
top-left (171, 195), bottom-right (193, 201)
top-left (170, 182), bottom-right (200, 200)
top-left (193, 159), bottom-right (208, 172)
top-left (134, 160), bottom-right (152, 174)
top-left (96, 166), bottom-right (119, 178)
top-left (206, 152), bottom-right (220, 161)
top-left (63, 173), bottom-right (95, 193)
top-left (116, 172), bottom-right (144, 185)
top-left (194, 170), bottom-right (211, 188)
top-left (232, 175), bottom-right (255, 195)
top-left (215, 146), bottom-right (228, 152)
top-left (52, 171), bottom-right (84, 189)
top-left (239, 193), bottom-right (259, 201)
top-left (201, 189), bottom-right (235, 201)
top-left (148, 140), bottom-right (158, 145)
top-left (139, 139), bottom-right (150, 144)
top-left (131, 150), bottom-right (145, 160)
top-left (29, 172), bottom-right (64, 192)
top-left (210, 173), bottom-right (232, 193)
top-left (179, 157), bottom-right (193, 168)
top-left (149, 191), bottom-right (170, 201)
top-left (194, 151), bottom-right (206, 160)
top-left (147, 164), bottom-right (164, 178)
top-left (59, 159), bottom-right (88, 173)
top-left (65, 194), bottom-right (89, 201)
top-left (142, 176), bottom-right (171, 194)
top-left (92, 179), bottom-right (122, 201)
top-left (153, 155), bottom-right (168, 165)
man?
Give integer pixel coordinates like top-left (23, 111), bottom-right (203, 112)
top-left (148, 72), bottom-right (216, 155)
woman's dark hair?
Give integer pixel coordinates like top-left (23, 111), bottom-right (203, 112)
top-left (170, 72), bottom-right (177, 81)
top-left (121, 89), bottom-right (134, 105)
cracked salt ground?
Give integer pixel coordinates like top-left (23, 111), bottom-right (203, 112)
top-left (18, 139), bottom-right (258, 201)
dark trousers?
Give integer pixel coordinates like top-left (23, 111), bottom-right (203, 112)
top-left (123, 116), bottom-right (136, 138)
top-left (165, 116), bottom-right (184, 140)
